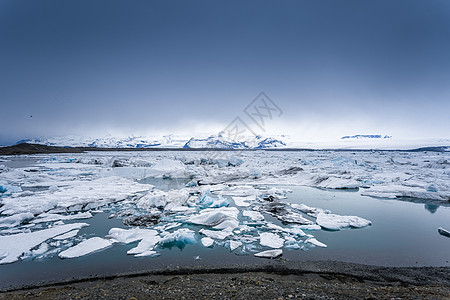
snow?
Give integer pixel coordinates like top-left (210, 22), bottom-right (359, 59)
top-left (316, 213), bottom-right (371, 231)
top-left (254, 249), bottom-right (283, 258)
top-left (59, 237), bottom-right (112, 259)
top-left (259, 232), bottom-right (284, 248)
top-left (0, 223), bottom-right (88, 264)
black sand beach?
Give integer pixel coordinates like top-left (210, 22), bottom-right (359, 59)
top-left (1, 261), bottom-right (449, 299)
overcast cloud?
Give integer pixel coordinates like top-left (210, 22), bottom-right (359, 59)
top-left (1, 0), bottom-right (449, 145)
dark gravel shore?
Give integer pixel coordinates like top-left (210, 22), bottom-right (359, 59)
top-left (1, 261), bottom-right (449, 299)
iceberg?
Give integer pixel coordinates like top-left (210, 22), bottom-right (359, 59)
top-left (188, 207), bottom-right (239, 230)
top-left (316, 213), bottom-right (371, 230)
top-left (59, 237), bottom-right (112, 259)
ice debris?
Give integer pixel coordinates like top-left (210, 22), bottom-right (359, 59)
top-left (59, 237), bottom-right (112, 259)
top-left (254, 249), bottom-right (282, 258)
top-left (316, 213), bottom-right (371, 231)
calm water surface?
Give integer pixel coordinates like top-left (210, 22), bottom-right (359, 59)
top-left (1, 183), bottom-right (449, 289)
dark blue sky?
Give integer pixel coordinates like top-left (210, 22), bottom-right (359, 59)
top-left (1, 0), bottom-right (450, 145)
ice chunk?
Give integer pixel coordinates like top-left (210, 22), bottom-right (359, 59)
top-left (159, 228), bottom-right (196, 247)
top-left (298, 224), bottom-right (321, 231)
top-left (108, 228), bottom-right (159, 244)
top-left (0, 223), bottom-right (88, 264)
top-left (312, 175), bottom-right (359, 189)
top-left (201, 237), bottom-right (214, 247)
top-left (232, 196), bottom-right (255, 207)
top-left (438, 227), bottom-right (450, 238)
top-left (137, 190), bottom-right (168, 210)
top-left (59, 237), bottom-right (112, 258)
top-left (188, 207), bottom-right (239, 230)
top-left (0, 212), bottom-right (34, 228)
top-left (229, 240), bottom-right (242, 251)
top-left (277, 212), bottom-right (313, 225)
top-left (127, 236), bottom-right (161, 256)
top-left (243, 210), bottom-right (264, 221)
top-left (305, 237), bottom-right (327, 248)
top-left (31, 212), bottom-right (92, 224)
top-left (288, 226), bottom-right (306, 237)
top-left (259, 232), bottom-right (284, 248)
top-left (199, 228), bottom-right (233, 240)
top-left (254, 249), bottom-right (282, 258)
top-left (291, 204), bottom-right (330, 218)
top-left (316, 213), bottom-right (371, 230)
top-left (198, 191), bottom-right (229, 208)
top-left (53, 230), bottom-right (80, 240)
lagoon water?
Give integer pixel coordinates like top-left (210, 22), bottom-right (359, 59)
top-left (1, 182), bottom-right (449, 290)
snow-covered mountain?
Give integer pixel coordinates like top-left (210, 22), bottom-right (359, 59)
top-left (16, 134), bottom-right (287, 149)
top-left (16, 135), bottom-right (186, 148)
top-left (183, 135), bottom-right (286, 149)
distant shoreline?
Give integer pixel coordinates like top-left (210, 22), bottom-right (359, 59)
top-left (0, 143), bottom-right (449, 156)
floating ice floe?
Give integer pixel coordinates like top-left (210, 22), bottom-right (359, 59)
top-left (259, 232), bottom-right (284, 248)
top-left (438, 227), bottom-right (450, 238)
top-left (361, 185), bottom-right (450, 201)
top-left (188, 207), bottom-right (239, 230)
top-left (59, 237), bottom-right (112, 259)
top-left (159, 228), bottom-right (196, 248)
top-left (201, 237), bottom-right (214, 247)
top-left (316, 212), bottom-right (371, 231)
top-left (0, 223), bottom-right (89, 264)
top-left (254, 249), bottom-right (283, 258)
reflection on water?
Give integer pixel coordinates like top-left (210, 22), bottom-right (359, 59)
top-left (425, 203), bottom-right (440, 214)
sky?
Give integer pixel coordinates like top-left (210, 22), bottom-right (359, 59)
top-left (1, 0), bottom-right (450, 145)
